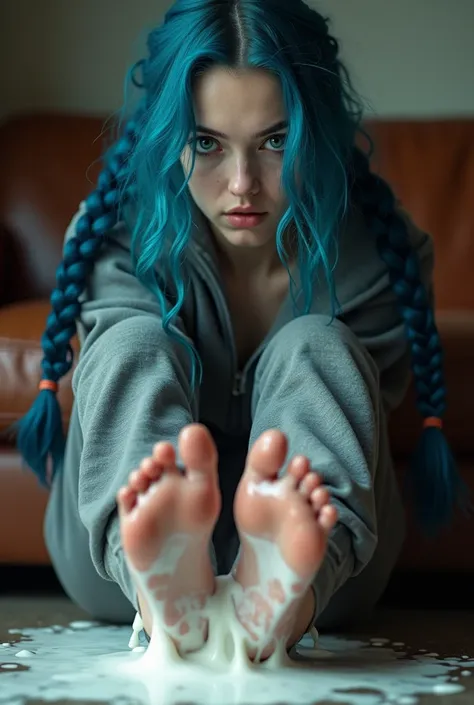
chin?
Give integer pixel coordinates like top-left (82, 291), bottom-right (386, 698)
top-left (221, 220), bottom-right (274, 245)
top-left (223, 230), bottom-right (271, 248)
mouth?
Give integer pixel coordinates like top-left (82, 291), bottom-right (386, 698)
top-left (225, 211), bottom-right (266, 216)
top-left (224, 212), bottom-right (268, 227)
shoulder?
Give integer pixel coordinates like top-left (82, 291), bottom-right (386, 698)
top-left (328, 202), bottom-right (434, 311)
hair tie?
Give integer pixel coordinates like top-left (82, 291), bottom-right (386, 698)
top-left (423, 416), bottom-right (443, 430)
top-left (39, 380), bottom-right (59, 394)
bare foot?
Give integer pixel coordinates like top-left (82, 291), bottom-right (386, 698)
top-left (232, 430), bottom-right (338, 661)
top-left (117, 424), bottom-right (221, 655)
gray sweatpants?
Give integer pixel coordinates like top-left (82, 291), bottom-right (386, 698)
top-left (44, 314), bottom-right (405, 631)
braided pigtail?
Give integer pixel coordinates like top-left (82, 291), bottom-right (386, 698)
top-left (351, 147), bottom-right (468, 532)
top-left (12, 117), bottom-right (140, 486)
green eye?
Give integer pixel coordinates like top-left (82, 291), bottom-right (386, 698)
top-left (195, 137), bottom-right (217, 153)
top-left (186, 137), bottom-right (218, 154)
top-left (267, 134), bottom-right (286, 150)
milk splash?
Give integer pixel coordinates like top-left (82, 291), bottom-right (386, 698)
top-left (1, 591), bottom-right (473, 705)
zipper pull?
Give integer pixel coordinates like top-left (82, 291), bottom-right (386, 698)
top-left (232, 372), bottom-right (246, 396)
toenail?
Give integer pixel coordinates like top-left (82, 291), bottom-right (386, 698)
top-left (261, 433), bottom-right (274, 452)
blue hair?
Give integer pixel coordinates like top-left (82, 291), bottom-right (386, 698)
top-left (12, 0), bottom-right (467, 532)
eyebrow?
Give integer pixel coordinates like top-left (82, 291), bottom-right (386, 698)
top-left (194, 120), bottom-right (288, 139)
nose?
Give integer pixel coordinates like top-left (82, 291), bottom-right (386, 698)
top-left (228, 155), bottom-right (260, 197)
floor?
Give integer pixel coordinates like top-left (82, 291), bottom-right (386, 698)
top-left (1, 569), bottom-right (474, 705)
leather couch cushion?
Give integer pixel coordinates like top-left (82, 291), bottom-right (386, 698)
top-left (0, 446), bottom-right (50, 564)
top-left (0, 301), bottom-right (76, 435)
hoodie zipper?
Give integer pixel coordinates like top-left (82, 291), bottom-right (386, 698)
top-left (187, 247), bottom-right (245, 398)
top-left (232, 371), bottom-right (246, 396)
top-left (186, 246), bottom-right (269, 432)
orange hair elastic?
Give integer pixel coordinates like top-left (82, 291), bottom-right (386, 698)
top-left (423, 416), bottom-right (443, 430)
top-left (39, 380), bottom-right (59, 394)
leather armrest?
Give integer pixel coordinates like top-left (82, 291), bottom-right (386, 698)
top-left (0, 300), bottom-right (78, 435)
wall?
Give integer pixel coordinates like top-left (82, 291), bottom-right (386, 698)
top-left (0, 0), bottom-right (473, 120)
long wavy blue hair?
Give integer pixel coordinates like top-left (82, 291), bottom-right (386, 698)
top-left (13, 0), bottom-right (467, 532)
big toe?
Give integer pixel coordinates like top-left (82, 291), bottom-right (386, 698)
top-left (178, 424), bottom-right (218, 479)
top-left (246, 430), bottom-right (288, 480)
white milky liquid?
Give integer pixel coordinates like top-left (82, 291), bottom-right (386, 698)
top-left (1, 598), bottom-right (474, 705)
top-left (432, 683), bottom-right (465, 694)
top-left (127, 526), bottom-right (314, 674)
top-left (126, 574), bottom-right (297, 680)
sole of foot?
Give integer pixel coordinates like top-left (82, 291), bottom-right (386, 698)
top-left (117, 424), bottom-right (221, 654)
top-left (232, 429), bottom-right (338, 659)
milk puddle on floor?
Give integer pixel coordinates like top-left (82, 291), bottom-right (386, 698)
top-left (0, 620), bottom-right (472, 705)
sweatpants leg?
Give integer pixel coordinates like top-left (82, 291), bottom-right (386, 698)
top-left (250, 314), bottom-right (405, 629)
top-left (43, 304), bottom-right (227, 623)
top-left (44, 407), bottom-right (136, 624)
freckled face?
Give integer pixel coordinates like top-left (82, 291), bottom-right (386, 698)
top-left (180, 67), bottom-right (290, 251)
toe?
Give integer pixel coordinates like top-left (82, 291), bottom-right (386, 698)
top-left (300, 472), bottom-right (322, 498)
top-left (245, 430), bottom-right (288, 481)
top-left (152, 441), bottom-right (178, 473)
top-left (178, 424), bottom-right (218, 480)
top-left (142, 459), bottom-right (163, 482)
top-left (319, 504), bottom-right (338, 533)
top-left (287, 455), bottom-right (311, 485)
top-left (310, 486), bottom-right (330, 511)
top-left (117, 486), bottom-right (136, 515)
top-left (129, 468), bottom-right (150, 494)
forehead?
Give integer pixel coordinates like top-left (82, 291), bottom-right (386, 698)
top-left (192, 67), bottom-right (286, 134)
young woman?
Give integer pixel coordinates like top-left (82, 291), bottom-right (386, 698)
top-left (14, 0), bottom-right (461, 661)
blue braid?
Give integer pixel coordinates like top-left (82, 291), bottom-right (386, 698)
top-left (11, 117), bottom-right (140, 486)
top-left (352, 147), bottom-right (469, 531)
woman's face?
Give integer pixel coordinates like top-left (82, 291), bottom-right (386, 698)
top-left (181, 67), bottom-right (290, 255)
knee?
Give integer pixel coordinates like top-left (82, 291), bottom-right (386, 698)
top-left (254, 314), bottom-right (380, 411)
top-left (269, 314), bottom-right (359, 352)
top-left (262, 314), bottom-right (373, 370)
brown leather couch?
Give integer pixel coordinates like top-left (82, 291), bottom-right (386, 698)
top-left (1, 113), bottom-right (473, 572)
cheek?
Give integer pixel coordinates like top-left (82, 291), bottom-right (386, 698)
top-left (261, 158), bottom-right (283, 187)
top-left (186, 171), bottom-right (219, 211)
top-left (267, 172), bottom-right (285, 202)
top-left (190, 158), bottom-right (224, 185)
